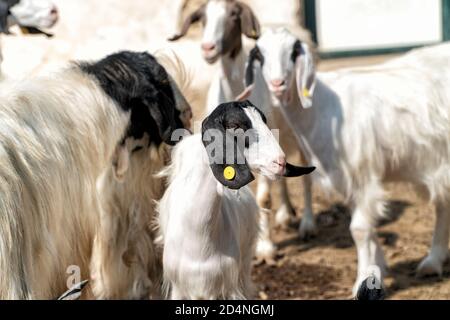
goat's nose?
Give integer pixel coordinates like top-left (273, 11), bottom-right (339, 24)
top-left (272, 156), bottom-right (287, 175)
top-left (270, 79), bottom-right (286, 88)
top-left (201, 43), bottom-right (216, 51)
top-left (274, 157), bottom-right (286, 168)
top-left (50, 5), bottom-right (58, 15)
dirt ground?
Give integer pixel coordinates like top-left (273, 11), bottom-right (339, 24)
top-left (251, 180), bottom-right (450, 300)
top-left (250, 55), bottom-right (450, 300)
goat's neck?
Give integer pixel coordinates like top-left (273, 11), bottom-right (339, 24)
top-left (218, 48), bottom-right (246, 99)
top-left (181, 146), bottom-right (225, 233)
top-left (281, 74), bottom-right (329, 129)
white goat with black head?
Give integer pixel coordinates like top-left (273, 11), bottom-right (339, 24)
top-left (169, 0), bottom-right (314, 262)
top-left (90, 53), bottom-right (193, 300)
top-left (244, 27), bottom-right (450, 295)
top-left (158, 100), bottom-right (315, 299)
top-left (0, 50), bottom-right (185, 299)
top-left (0, 0), bottom-right (58, 72)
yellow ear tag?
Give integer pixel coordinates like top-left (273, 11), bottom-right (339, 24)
top-left (303, 88), bottom-right (311, 98)
top-left (223, 166), bottom-right (236, 181)
top-left (251, 30), bottom-right (257, 37)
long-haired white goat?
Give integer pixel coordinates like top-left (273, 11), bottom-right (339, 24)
top-left (0, 50), bottom-right (185, 299)
top-left (90, 52), bottom-right (192, 300)
top-left (158, 100), bottom-right (315, 299)
top-left (243, 27), bottom-right (450, 295)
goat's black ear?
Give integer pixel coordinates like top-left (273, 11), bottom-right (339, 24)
top-left (142, 56), bottom-right (184, 146)
top-left (207, 161), bottom-right (255, 190)
top-left (235, 45), bottom-right (263, 101)
top-left (202, 107), bottom-right (255, 190)
top-left (145, 98), bottom-right (179, 146)
top-left (291, 39), bottom-right (302, 62)
top-left (0, 1), bottom-right (11, 34)
top-left (245, 45), bottom-right (264, 87)
top-left (168, 5), bottom-right (205, 41)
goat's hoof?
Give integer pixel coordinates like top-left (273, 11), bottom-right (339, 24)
top-left (255, 239), bottom-right (277, 263)
top-left (298, 218), bottom-right (317, 240)
top-left (354, 276), bottom-right (386, 300)
top-left (275, 205), bottom-right (293, 228)
top-left (417, 255), bottom-right (443, 278)
top-left (352, 276), bottom-right (383, 298)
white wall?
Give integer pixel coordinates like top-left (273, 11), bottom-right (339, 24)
top-left (316, 0), bottom-right (442, 52)
top-left (1, 0), bottom-right (207, 78)
top-left (244, 0), bottom-right (303, 27)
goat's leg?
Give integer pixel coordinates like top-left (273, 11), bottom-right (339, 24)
top-left (256, 176), bottom-right (276, 262)
top-left (298, 173), bottom-right (317, 239)
top-left (275, 178), bottom-right (295, 228)
top-left (256, 176), bottom-right (272, 209)
top-left (417, 199), bottom-right (450, 277)
top-left (255, 207), bottom-right (277, 263)
top-left (255, 176), bottom-right (276, 261)
top-left (350, 188), bottom-right (388, 296)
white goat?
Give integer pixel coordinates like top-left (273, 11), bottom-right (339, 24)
top-left (158, 100), bottom-right (314, 299)
top-left (0, 0), bottom-right (58, 73)
top-left (90, 52), bottom-right (192, 300)
top-left (244, 27), bottom-right (450, 295)
top-left (169, 0), bottom-right (317, 262)
top-left (0, 50), bottom-right (185, 299)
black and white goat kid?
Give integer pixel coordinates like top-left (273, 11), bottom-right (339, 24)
top-left (158, 100), bottom-right (315, 299)
top-left (169, 0), bottom-right (314, 263)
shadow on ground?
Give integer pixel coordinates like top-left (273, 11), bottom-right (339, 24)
top-left (276, 200), bottom-right (410, 252)
top-left (387, 257), bottom-right (450, 296)
top-left (252, 261), bottom-right (344, 299)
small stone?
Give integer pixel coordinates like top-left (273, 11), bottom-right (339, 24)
top-left (259, 291), bottom-right (269, 300)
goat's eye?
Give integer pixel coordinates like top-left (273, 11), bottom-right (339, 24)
top-left (229, 10), bottom-right (239, 18)
top-left (226, 123), bottom-right (239, 130)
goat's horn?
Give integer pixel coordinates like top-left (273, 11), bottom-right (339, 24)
top-left (235, 84), bottom-right (254, 101)
top-left (283, 163), bottom-right (315, 178)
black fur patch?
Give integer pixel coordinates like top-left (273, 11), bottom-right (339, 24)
top-left (291, 40), bottom-right (302, 63)
top-left (78, 51), bottom-right (183, 146)
top-left (201, 100), bottom-right (266, 189)
top-left (245, 46), bottom-right (264, 87)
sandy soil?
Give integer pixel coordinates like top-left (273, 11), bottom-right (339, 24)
top-left (251, 181), bottom-right (450, 300)
top-left (1, 1), bottom-right (449, 300)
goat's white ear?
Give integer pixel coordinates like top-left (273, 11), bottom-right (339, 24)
top-left (295, 42), bottom-right (316, 109)
top-left (112, 144), bottom-right (130, 183)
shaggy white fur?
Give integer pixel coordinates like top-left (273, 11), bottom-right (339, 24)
top-left (248, 28), bottom-right (450, 295)
top-left (0, 68), bottom-right (128, 299)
